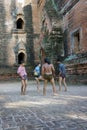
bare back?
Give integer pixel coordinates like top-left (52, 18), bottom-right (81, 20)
top-left (42, 63), bottom-right (55, 75)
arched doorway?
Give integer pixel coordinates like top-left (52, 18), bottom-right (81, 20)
top-left (18, 52), bottom-right (25, 64)
top-left (16, 18), bottom-right (24, 29)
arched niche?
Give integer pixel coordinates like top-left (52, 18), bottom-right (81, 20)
top-left (16, 18), bottom-right (24, 29)
top-left (18, 50), bottom-right (27, 64)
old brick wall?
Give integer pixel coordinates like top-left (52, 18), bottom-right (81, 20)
top-left (60, 0), bottom-right (87, 83)
top-left (37, 0), bottom-right (64, 63)
top-left (62, 0), bottom-right (87, 54)
top-left (0, 0), bottom-right (87, 83)
top-left (38, 0), bottom-right (87, 84)
top-left (30, 0), bottom-right (41, 63)
top-left (0, 0), bottom-right (41, 78)
top-left (0, 0), bottom-right (15, 66)
top-left (37, 0), bottom-right (46, 24)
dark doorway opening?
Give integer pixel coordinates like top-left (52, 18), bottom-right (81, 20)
top-left (71, 29), bottom-right (81, 54)
top-left (16, 18), bottom-right (24, 29)
top-left (18, 52), bottom-right (25, 64)
top-left (73, 30), bottom-right (80, 52)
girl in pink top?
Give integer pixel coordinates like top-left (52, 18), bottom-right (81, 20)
top-left (17, 62), bottom-right (27, 95)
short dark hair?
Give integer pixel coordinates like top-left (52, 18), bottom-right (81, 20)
top-left (44, 58), bottom-right (50, 64)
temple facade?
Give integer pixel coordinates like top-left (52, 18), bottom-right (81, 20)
top-left (0, 0), bottom-right (87, 82)
top-left (0, 0), bottom-right (40, 67)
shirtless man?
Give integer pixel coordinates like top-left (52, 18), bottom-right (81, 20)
top-left (42, 58), bottom-right (57, 96)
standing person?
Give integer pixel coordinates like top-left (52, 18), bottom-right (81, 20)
top-left (17, 61), bottom-right (27, 95)
top-left (34, 63), bottom-right (43, 92)
top-left (42, 58), bottom-right (57, 96)
top-left (57, 59), bottom-right (67, 91)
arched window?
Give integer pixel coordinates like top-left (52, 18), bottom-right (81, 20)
top-left (16, 18), bottom-right (24, 29)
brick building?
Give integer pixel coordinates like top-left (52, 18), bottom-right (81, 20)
top-left (58, 0), bottom-right (87, 83)
top-left (0, 0), bottom-right (41, 78)
top-left (0, 0), bottom-right (40, 67)
top-left (37, 0), bottom-right (87, 83)
top-left (0, 0), bottom-right (87, 82)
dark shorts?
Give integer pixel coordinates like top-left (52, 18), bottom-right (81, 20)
top-left (59, 73), bottom-right (66, 79)
top-left (43, 74), bottom-right (53, 81)
top-left (22, 75), bottom-right (27, 80)
top-left (34, 75), bottom-right (40, 78)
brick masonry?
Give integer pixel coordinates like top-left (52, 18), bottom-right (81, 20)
top-left (37, 0), bottom-right (87, 83)
top-left (0, 0), bottom-right (87, 83)
top-left (59, 0), bottom-right (87, 83)
top-left (0, 0), bottom-right (41, 78)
